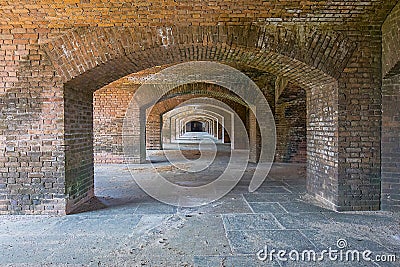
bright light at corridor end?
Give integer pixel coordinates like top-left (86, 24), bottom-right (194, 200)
top-left (123, 61), bottom-right (276, 207)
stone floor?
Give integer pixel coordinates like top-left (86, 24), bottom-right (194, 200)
top-left (0, 148), bottom-right (399, 266)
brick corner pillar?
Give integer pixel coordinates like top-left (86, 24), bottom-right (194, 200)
top-left (381, 75), bottom-right (400, 211)
top-left (64, 84), bottom-right (95, 214)
top-left (306, 82), bottom-right (340, 211)
top-left (335, 31), bottom-right (382, 211)
top-left (122, 104), bottom-right (146, 164)
top-left (139, 109), bottom-right (147, 163)
top-left (248, 107), bottom-right (259, 163)
top-left (0, 44), bottom-right (68, 215)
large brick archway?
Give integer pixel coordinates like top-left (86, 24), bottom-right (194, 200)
top-left (43, 25), bottom-right (353, 88)
top-left (1, 23), bottom-right (385, 214)
top-left (46, 25), bottom-right (351, 214)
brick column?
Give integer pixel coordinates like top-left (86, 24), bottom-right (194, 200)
top-left (381, 0), bottom-right (400, 211)
top-left (64, 85), bottom-right (94, 214)
top-left (336, 29), bottom-right (382, 211)
top-left (306, 82), bottom-right (339, 209)
top-left (122, 104), bottom-right (146, 164)
top-left (0, 37), bottom-right (66, 215)
top-left (248, 108), bottom-right (259, 163)
top-left (381, 75), bottom-right (400, 210)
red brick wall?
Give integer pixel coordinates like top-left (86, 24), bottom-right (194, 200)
top-left (381, 1), bottom-right (400, 211)
top-left (0, 46), bottom-right (66, 214)
top-left (334, 31), bottom-right (382, 211)
top-left (381, 75), bottom-right (400, 211)
top-left (93, 86), bottom-right (136, 163)
top-left (275, 84), bottom-right (306, 163)
top-left (306, 82), bottom-right (339, 209)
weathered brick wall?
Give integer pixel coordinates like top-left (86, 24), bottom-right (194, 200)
top-left (275, 84), bottom-right (306, 163)
top-left (64, 84), bottom-right (94, 214)
top-left (335, 27), bottom-right (382, 211)
top-left (93, 86), bottom-right (135, 163)
top-left (247, 109), bottom-right (259, 163)
top-left (381, 1), bottom-right (400, 211)
top-left (0, 37), bottom-right (65, 214)
top-left (1, 1), bottom-right (395, 31)
top-left (306, 82), bottom-right (339, 210)
top-left (381, 75), bottom-right (400, 211)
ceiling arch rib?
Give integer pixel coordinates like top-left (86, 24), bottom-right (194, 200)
top-left (43, 25), bottom-right (354, 93)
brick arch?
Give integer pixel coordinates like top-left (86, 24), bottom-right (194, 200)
top-left (382, 1), bottom-right (400, 79)
top-left (161, 97), bottom-right (247, 151)
top-left (40, 25), bottom-right (354, 213)
top-left (159, 82), bottom-right (248, 106)
top-left (171, 111), bottom-right (222, 142)
top-left (146, 91), bottom-right (248, 150)
top-left (42, 25), bottom-right (356, 90)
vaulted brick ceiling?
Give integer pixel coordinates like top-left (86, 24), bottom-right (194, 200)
top-left (1, 0), bottom-right (397, 28)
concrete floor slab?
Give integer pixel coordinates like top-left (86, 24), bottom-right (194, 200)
top-left (273, 212), bottom-right (332, 230)
top-left (178, 194), bottom-right (253, 215)
top-left (222, 214), bottom-right (284, 230)
top-left (253, 186), bottom-right (293, 194)
top-left (194, 255), bottom-right (280, 267)
top-left (248, 202), bottom-right (288, 214)
top-left (53, 214), bottom-right (140, 233)
top-left (279, 200), bottom-right (333, 213)
top-left (134, 203), bottom-right (177, 215)
top-left (301, 229), bottom-right (390, 252)
top-left (226, 229), bottom-right (316, 254)
top-left (0, 155), bottom-right (399, 266)
top-left (243, 193), bottom-right (304, 203)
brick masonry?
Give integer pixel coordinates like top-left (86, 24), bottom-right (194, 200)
top-left (382, 1), bottom-right (400, 78)
top-left (64, 84), bottom-right (94, 213)
top-left (381, 0), bottom-right (400, 211)
top-left (93, 85), bottom-right (136, 163)
top-left (381, 75), bottom-right (400, 211)
top-left (0, 43), bottom-right (66, 215)
top-left (0, 1), bottom-right (398, 214)
top-left (275, 83), bottom-right (307, 163)
top-left (337, 43), bottom-right (382, 211)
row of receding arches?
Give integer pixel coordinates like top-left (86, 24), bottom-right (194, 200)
top-left (162, 98), bottom-right (242, 150)
top-left (1, 23), bottom-right (394, 214)
top-left (47, 25), bottom-right (361, 214)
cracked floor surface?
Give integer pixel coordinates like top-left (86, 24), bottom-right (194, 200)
top-left (0, 147), bottom-right (399, 266)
